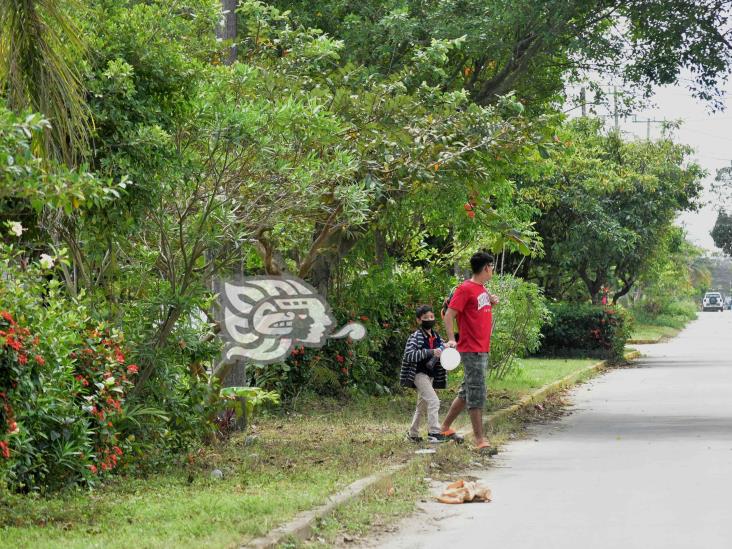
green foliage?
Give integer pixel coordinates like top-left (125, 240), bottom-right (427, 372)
top-left (251, 263), bottom-right (453, 399)
top-left (0, 105), bottom-right (124, 213)
top-left (0, 0), bottom-right (90, 163)
top-left (271, 0), bottom-right (732, 109)
top-left (539, 303), bottom-right (632, 360)
top-left (0, 247), bottom-right (137, 492)
top-left (631, 300), bottom-right (698, 330)
top-left (220, 386), bottom-right (280, 420)
top-left (711, 211), bottom-right (732, 257)
top-left (487, 274), bottom-right (550, 378)
top-left (518, 118), bottom-right (703, 304)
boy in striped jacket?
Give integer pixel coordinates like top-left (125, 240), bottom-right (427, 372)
top-left (400, 305), bottom-right (451, 443)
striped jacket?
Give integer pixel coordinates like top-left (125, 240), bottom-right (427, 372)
top-left (399, 329), bottom-right (447, 389)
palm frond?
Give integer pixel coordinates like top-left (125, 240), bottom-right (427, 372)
top-left (0, 0), bottom-right (90, 165)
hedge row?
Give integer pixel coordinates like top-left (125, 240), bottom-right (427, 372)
top-left (538, 303), bottom-right (632, 360)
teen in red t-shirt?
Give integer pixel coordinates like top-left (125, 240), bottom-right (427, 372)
top-left (440, 252), bottom-right (499, 454)
top-left (448, 279), bottom-right (493, 353)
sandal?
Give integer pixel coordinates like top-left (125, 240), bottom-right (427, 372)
top-left (476, 441), bottom-right (498, 456)
top-left (441, 428), bottom-right (465, 443)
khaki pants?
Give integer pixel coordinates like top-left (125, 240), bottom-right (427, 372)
top-left (408, 373), bottom-right (441, 437)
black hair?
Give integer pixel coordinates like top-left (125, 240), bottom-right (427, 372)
top-left (470, 252), bottom-right (494, 274)
top-left (415, 304), bottom-right (433, 318)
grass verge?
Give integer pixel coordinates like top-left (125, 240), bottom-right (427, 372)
top-left (0, 357), bottom-right (597, 549)
top-left (629, 323), bottom-right (680, 343)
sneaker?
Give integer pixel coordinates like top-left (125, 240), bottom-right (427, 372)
top-left (426, 432), bottom-right (449, 443)
top-left (406, 433), bottom-right (424, 443)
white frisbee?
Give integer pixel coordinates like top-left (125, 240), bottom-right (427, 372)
top-left (440, 348), bottom-right (461, 371)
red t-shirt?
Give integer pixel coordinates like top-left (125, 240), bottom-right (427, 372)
top-left (448, 280), bottom-right (492, 353)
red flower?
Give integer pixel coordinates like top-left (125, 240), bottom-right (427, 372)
top-left (126, 364), bottom-right (138, 375)
top-left (1, 311), bottom-right (14, 324)
top-left (0, 440), bottom-right (10, 459)
top-left (34, 354), bottom-right (45, 366)
top-left (341, 367), bottom-right (348, 375)
top-left (115, 351), bottom-right (125, 364)
top-left (113, 446), bottom-right (123, 456)
top-left (359, 315), bottom-right (369, 321)
top-left (5, 336), bottom-right (21, 351)
top-left (335, 354), bottom-right (345, 364)
top-left (17, 353), bottom-right (28, 365)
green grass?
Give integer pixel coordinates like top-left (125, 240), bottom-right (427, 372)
top-left (629, 300), bottom-right (698, 342)
top-left (630, 323), bottom-right (680, 342)
top-left (0, 357), bottom-right (599, 549)
top-left (488, 357), bottom-right (597, 408)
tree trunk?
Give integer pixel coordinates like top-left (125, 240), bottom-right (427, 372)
top-left (612, 278), bottom-right (635, 305)
top-left (217, 0), bottom-right (238, 65)
top-left (579, 266), bottom-right (604, 305)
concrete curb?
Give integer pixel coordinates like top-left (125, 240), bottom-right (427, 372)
top-left (243, 352), bottom-right (640, 548)
top-left (244, 465), bottom-right (405, 549)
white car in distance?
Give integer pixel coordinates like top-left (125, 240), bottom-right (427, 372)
top-left (702, 292), bottom-right (724, 312)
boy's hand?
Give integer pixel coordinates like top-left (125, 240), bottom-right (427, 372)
top-left (490, 294), bottom-right (500, 305)
top-left (432, 348), bottom-right (443, 357)
top-left (446, 340), bottom-right (457, 348)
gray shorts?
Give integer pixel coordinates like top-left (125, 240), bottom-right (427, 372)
top-left (457, 352), bottom-right (488, 409)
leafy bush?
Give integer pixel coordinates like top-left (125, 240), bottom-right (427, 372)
top-left (250, 263), bottom-right (454, 399)
top-left (0, 309), bottom-right (138, 492)
top-left (0, 232), bottom-right (216, 490)
top-left (632, 299), bottom-right (697, 329)
top-left (486, 275), bottom-right (550, 377)
top-left (250, 266), bottom-right (550, 396)
top-left (539, 303), bottom-right (632, 360)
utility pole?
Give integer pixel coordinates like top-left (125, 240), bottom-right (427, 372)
top-left (613, 86), bottom-right (619, 131)
top-left (631, 116), bottom-right (666, 140)
top-left (580, 87), bottom-right (587, 117)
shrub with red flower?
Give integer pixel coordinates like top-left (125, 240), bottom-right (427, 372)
top-left (0, 311), bottom-right (45, 470)
top-left (540, 303), bottom-right (632, 360)
top-left (72, 325), bottom-right (137, 476)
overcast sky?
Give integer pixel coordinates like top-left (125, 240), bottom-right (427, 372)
top-left (607, 77), bottom-right (732, 254)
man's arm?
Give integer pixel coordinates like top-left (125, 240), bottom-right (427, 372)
top-left (443, 308), bottom-right (458, 348)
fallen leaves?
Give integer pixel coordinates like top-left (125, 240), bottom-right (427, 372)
top-left (436, 479), bottom-right (492, 504)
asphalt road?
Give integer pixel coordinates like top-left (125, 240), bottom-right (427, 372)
top-left (366, 311), bottom-right (732, 549)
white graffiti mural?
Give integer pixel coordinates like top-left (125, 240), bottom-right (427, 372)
top-left (219, 276), bottom-right (366, 364)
